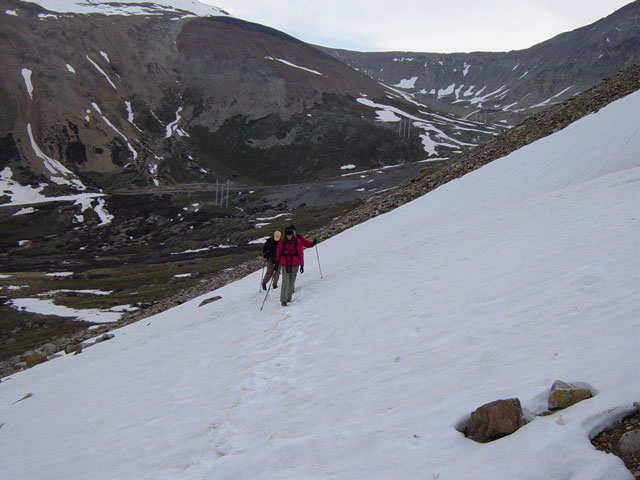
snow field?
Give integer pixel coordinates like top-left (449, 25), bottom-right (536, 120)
top-left (0, 91), bottom-right (638, 479)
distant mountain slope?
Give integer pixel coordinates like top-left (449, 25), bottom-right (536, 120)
top-left (319, 2), bottom-right (640, 126)
top-left (321, 64), bottom-right (640, 235)
top-left (1, 1), bottom-right (637, 200)
top-left (0, 0), bottom-right (498, 194)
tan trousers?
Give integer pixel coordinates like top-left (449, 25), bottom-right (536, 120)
top-left (263, 259), bottom-right (280, 287)
top-left (280, 265), bottom-right (299, 303)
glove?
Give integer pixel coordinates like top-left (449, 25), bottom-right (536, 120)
top-left (300, 265), bottom-right (304, 274)
top-left (312, 238), bottom-right (318, 246)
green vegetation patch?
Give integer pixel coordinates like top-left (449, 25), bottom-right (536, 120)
top-left (186, 95), bottom-right (425, 186)
top-left (0, 305), bottom-right (93, 361)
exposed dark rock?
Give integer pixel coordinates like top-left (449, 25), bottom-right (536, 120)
top-left (618, 429), bottom-right (640, 455)
top-left (464, 398), bottom-right (525, 442)
top-left (64, 342), bottom-right (83, 355)
top-left (6, 2), bottom-right (635, 191)
top-left (199, 295), bottom-right (222, 307)
top-left (592, 406), bottom-right (640, 478)
top-left (65, 140), bottom-right (87, 165)
top-left (0, 133), bottom-right (20, 168)
top-left (93, 333), bottom-right (115, 344)
top-left (12, 393), bottom-right (34, 404)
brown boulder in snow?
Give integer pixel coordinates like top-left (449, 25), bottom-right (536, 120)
top-left (465, 398), bottom-right (525, 442)
top-left (548, 380), bottom-right (592, 410)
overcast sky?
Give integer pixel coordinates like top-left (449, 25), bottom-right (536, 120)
top-left (203, 0), bottom-right (632, 53)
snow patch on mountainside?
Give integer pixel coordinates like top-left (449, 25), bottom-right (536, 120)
top-left (264, 56), bottom-right (323, 76)
top-left (356, 97), bottom-right (480, 155)
top-left (21, 68), bottom-right (33, 99)
top-left (393, 76), bottom-right (418, 88)
top-left (0, 167), bottom-right (112, 223)
top-left (26, 124), bottom-right (86, 190)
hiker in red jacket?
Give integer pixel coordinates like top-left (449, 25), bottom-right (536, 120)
top-left (276, 225), bottom-right (316, 306)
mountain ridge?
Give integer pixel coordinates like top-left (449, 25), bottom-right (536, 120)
top-left (2, 0), bottom-right (493, 192)
top-left (4, 1), bottom-right (637, 195)
top-left (318, 2), bottom-right (640, 125)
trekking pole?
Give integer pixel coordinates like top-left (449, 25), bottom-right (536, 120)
top-left (260, 260), bottom-right (265, 293)
top-left (260, 272), bottom-right (274, 310)
top-left (315, 244), bottom-right (323, 279)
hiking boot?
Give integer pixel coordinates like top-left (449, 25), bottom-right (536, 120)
top-left (262, 283), bottom-right (267, 291)
top-left (281, 302), bottom-right (287, 307)
top-left (273, 284), bottom-right (278, 289)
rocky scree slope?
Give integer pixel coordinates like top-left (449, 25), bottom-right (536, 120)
top-left (319, 2), bottom-right (640, 126)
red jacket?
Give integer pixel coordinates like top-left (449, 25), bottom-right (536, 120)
top-left (276, 235), bottom-right (313, 268)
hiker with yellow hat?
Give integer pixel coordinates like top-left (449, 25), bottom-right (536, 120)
top-left (261, 230), bottom-right (281, 290)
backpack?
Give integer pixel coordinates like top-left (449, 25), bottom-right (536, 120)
top-left (280, 238), bottom-right (300, 269)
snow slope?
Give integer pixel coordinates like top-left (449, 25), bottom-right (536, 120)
top-left (1, 91), bottom-right (639, 479)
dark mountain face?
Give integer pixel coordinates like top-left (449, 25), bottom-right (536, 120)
top-left (1, 1), bottom-right (637, 195)
top-left (0, 1), bottom-right (500, 193)
top-left (319, 2), bottom-right (640, 126)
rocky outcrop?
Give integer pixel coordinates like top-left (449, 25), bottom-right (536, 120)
top-left (592, 405), bottom-right (640, 477)
top-left (0, 324), bottom-right (114, 377)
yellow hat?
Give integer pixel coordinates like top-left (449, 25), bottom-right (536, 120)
top-left (274, 231), bottom-right (281, 241)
